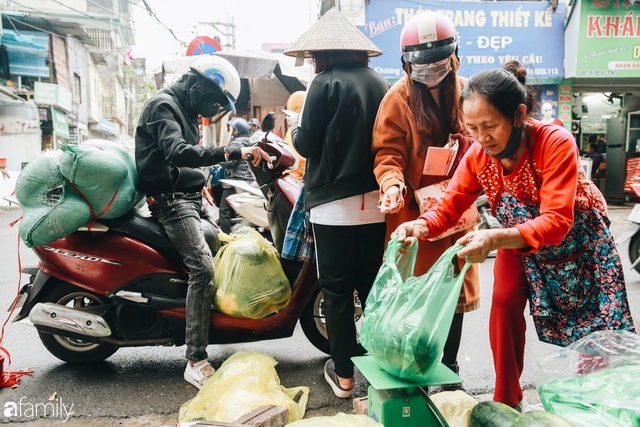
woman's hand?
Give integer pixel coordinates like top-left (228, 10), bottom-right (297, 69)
top-left (455, 229), bottom-right (500, 263)
top-left (457, 227), bottom-right (527, 263)
top-left (379, 185), bottom-right (405, 214)
top-left (241, 146), bottom-right (272, 167)
top-left (391, 218), bottom-right (430, 246)
top-left (285, 112), bottom-right (299, 127)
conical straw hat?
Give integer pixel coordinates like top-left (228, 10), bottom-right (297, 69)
top-left (284, 7), bottom-right (382, 58)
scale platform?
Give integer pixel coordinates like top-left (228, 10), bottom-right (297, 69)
top-left (353, 355), bottom-right (462, 390)
top-left (353, 355), bottom-right (460, 427)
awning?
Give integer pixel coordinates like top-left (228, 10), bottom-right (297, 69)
top-left (1, 13), bottom-right (93, 44)
top-left (1, 29), bottom-right (49, 78)
top-left (570, 79), bottom-right (640, 94)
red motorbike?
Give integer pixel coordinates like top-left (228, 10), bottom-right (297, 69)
top-left (9, 113), bottom-right (333, 364)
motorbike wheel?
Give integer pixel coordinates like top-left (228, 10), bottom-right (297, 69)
top-left (299, 287), bottom-right (364, 356)
top-left (629, 232), bottom-right (640, 274)
top-left (37, 282), bottom-right (118, 364)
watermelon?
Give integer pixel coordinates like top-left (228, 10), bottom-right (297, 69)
top-left (469, 401), bottom-right (520, 427)
top-left (513, 411), bottom-right (574, 426)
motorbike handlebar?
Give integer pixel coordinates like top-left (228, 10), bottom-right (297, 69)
top-left (246, 153), bottom-right (276, 169)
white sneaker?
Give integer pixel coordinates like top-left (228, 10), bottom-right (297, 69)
top-left (323, 359), bottom-right (353, 399)
top-left (184, 360), bottom-right (215, 390)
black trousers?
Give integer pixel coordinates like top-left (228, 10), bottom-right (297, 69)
top-left (312, 222), bottom-right (386, 378)
top-left (218, 187), bottom-right (237, 234)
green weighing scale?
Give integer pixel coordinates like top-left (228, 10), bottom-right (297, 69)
top-left (353, 355), bottom-right (462, 427)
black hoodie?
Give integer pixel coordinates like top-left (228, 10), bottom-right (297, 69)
top-left (134, 70), bottom-right (239, 196)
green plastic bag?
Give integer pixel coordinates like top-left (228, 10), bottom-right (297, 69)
top-left (537, 330), bottom-right (640, 427)
top-left (360, 240), bottom-right (470, 382)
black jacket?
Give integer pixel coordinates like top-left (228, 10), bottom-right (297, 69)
top-left (135, 70), bottom-right (238, 196)
top-left (292, 63), bottom-right (390, 210)
top-left (219, 135), bottom-right (254, 183)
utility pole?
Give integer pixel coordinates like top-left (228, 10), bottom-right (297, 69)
top-left (198, 20), bottom-right (236, 50)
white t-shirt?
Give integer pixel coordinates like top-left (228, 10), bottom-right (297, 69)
top-left (310, 190), bottom-right (385, 226)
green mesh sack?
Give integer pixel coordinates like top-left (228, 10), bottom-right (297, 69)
top-left (58, 139), bottom-right (142, 219)
top-left (15, 140), bottom-right (142, 248)
top-left (360, 240), bottom-right (470, 382)
top-left (15, 150), bottom-right (91, 248)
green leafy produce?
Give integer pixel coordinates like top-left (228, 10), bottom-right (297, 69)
top-left (468, 401), bottom-right (520, 427)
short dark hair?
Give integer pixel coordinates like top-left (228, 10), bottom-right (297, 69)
top-left (462, 66), bottom-right (528, 122)
top-left (311, 50), bottom-right (369, 74)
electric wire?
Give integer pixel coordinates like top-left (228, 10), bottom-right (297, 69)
top-left (139, 0), bottom-right (180, 43)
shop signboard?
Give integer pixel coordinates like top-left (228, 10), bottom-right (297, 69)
top-left (539, 83), bottom-right (573, 132)
top-left (34, 82), bottom-right (73, 113)
top-left (557, 81), bottom-right (573, 130)
top-left (99, 118), bottom-right (119, 137)
top-left (539, 85), bottom-right (561, 117)
top-left (51, 107), bottom-right (70, 140)
top-left (576, 0), bottom-right (640, 78)
top-left (361, 0), bottom-right (566, 84)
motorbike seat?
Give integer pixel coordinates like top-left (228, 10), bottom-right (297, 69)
top-left (276, 174), bottom-right (301, 208)
top-left (99, 208), bottom-right (220, 264)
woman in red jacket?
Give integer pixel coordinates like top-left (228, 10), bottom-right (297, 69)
top-left (393, 62), bottom-right (635, 410)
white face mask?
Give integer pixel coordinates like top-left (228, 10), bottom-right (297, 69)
top-left (410, 59), bottom-right (452, 88)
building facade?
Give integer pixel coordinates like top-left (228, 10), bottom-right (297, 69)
top-left (0, 0), bottom-right (145, 169)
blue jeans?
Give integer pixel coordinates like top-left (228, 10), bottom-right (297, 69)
top-left (148, 192), bottom-right (215, 362)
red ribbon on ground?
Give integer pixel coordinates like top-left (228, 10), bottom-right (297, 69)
top-left (0, 227), bottom-right (35, 387)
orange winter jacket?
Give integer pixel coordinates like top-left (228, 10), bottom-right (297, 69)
top-left (372, 75), bottom-right (480, 313)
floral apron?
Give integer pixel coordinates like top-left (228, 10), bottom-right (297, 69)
top-left (493, 162), bottom-right (635, 347)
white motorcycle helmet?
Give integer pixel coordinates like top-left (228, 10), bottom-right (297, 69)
top-left (190, 55), bottom-right (241, 113)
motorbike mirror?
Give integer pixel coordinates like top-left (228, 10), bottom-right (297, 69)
top-left (261, 112), bottom-right (276, 133)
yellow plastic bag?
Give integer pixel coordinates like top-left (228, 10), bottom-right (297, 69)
top-left (178, 351), bottom-right (309, 423)
top-left (287, 412), bottom-right (383, 426)
top-left (213, 227), bottom-right (291, 319)
top-left (430, 390), bottom-right (478, 427)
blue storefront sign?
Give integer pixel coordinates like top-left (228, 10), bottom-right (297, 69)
top-left (99, 118), bottom-right (119, 136)
top-left (360, 0), bottom-right (566, 84)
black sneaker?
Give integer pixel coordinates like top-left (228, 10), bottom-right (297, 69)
top-left (442, 362), bottom-right (463, 391)
top-left (442, 383), bottom-right (464, 392)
